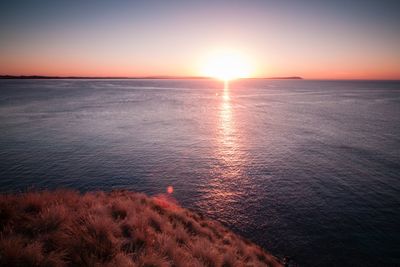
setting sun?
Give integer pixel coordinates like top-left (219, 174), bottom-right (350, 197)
top-left (201, 51), bottom-right (252, 81)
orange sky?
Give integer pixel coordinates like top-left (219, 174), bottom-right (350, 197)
top-left (1, 1), bottom-right (399, 79)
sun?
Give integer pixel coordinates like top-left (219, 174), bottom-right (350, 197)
top-left (201, 50), bottom-right (252, 81)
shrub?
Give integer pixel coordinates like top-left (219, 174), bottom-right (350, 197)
top-left (0, 190), bottom-right (283, 267)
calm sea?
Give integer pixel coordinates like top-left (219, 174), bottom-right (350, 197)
top-left (0, 79), bottom-right (399, 266)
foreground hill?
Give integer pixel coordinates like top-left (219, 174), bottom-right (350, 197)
top-left (0, 190), bottom-right (282, 267)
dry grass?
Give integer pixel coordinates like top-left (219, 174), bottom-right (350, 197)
top-left (0, 190), bottom-right (282, 267)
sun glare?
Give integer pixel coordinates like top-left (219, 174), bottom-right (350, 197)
top-left (201, 51), bottom-right (252, 81)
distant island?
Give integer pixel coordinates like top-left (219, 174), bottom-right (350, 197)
top-left (264, 76), bottom-right (303, 80)
top-left (0, 75), bottom-right (303, 80)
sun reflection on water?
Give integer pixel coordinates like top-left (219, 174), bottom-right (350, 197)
top-left (220, 83), bottom-right (233, 148)
top-left (197, 81), bottom-right (250, 223)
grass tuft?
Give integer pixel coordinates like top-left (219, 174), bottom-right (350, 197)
top-left (0, 190), bottom-right (282, 266)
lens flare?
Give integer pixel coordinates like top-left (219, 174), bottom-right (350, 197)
top-left (167, 186), bottom-right (174, 194)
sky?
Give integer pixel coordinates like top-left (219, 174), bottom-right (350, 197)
top-left (0, 0), bottom-right (399, 79)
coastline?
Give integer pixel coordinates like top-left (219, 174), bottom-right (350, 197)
top-left (0, 75), bottom-right (302, 80)
top-left (0, 189), bottom-right (283, 267)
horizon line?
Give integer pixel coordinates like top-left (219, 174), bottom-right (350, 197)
top-left (1, 75), bottom-right (400, 81)
top-left (0, 75), bottom-right (302, 80)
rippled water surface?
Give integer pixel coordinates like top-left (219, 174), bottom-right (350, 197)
top-left (0, 79), bottom-right (399, 266)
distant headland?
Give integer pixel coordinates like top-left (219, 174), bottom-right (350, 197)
top-left (263, 76), bottom-right (303, 80)
top-left (0, 75), bottom-right (303, 80)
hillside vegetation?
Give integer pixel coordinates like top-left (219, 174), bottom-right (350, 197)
top-left (0, 190), bottom-right (282, 267)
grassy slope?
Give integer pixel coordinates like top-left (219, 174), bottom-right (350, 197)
top-left (0, 190), bottom-right (282, 267)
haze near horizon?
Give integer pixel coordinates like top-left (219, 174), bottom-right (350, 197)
top-left (1, 0), bottom-right (399, 79)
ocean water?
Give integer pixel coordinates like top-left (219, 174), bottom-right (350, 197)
top-left (0, 79), bottom-right (399, 266)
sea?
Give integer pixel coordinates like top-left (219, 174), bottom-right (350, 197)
top-left (0, 79), bottom-right (399, 266)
